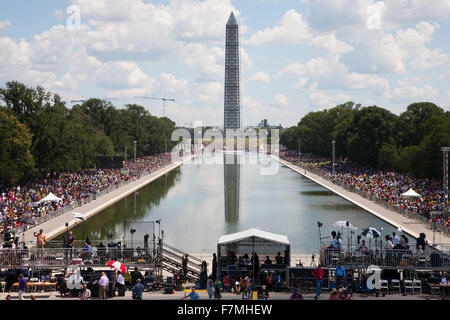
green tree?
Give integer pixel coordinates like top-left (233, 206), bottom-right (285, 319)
top-left (0, 110), bottom-right (34, 184)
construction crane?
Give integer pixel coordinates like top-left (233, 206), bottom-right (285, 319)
top-left (135, 95), bottom-right (175, 118)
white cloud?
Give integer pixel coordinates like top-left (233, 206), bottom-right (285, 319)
top-left (242, 96), bottom-right (300, 127)
top-left (246, 10), bottom-right (312, 45)
top-left (93, 61), bottom-right (155, 89)
top-left (0, 20), bottom-right (11, 31)
top-left (300, 0), bottom-right (373, 32)
top-left (309, 32), bottom-right (354, 55)
top-left (305, 82), bottom-right (352, 108)
top-left (247, 71), bottom-right (270, 82)
top-left (159, 73), bottom-right (189, 96)
top-left (277, 57), bottom-right (390, 96)
top-left (272, 94), bottom-right (288, 107)
top-left (383, 0), bottom-right (450, 26)
top-left (276, 63), bottom-right (306, 78)
top-left (194, 81), bottom-right (222, 104)
top-left (392, 84), bottom-right (438, 102)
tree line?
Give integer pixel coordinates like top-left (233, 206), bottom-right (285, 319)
top-left (280, 101), bottom-right (450, 179)
top-left (0, 81), bottom-right (178, 185)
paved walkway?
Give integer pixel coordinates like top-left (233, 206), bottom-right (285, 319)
top-left (271, 155), bottom-right (450, 249)
top-left (0, 289), bottom-right (439, 300)
top-left (22, 155), bottom-right (197, 245)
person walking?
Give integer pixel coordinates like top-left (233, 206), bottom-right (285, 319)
top-left (18, 274), bottom-right (27, 300)
top-left (99, 272), bottom-right (109, 300)
top-left (312, 264), bottom-right (324, 299)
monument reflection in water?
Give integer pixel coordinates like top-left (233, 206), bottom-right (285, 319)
top-left (224, 153), bottom-right (240, 223)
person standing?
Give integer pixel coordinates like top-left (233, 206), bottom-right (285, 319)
top-left (312, 264), bottom-right (324, 299)
top-left (212, 253), bottom-right (217, 281)
top-left (64, 231), bottom-right (75, 263)
top-left (182, 254), bottom-right (189, 277)
top-left (335, 262), bottom-right (346, 287)
top-left (131, 267), bottom-right (143, 286)
top-left (99, 272), bottom-right (109, 300)
top-left (206, 276), bottom-right (214, 300)
top-left (18, 274), bottom-right (27, 300)
top-left (392, 232), bottom-right (400, 246)
top-left (33, 229), bottom-right (46, 262)
top-left (116, 272), bottom-right (125, 297)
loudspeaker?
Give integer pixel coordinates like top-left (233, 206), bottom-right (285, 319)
top-left (164, 284), bottom-right (174, 294)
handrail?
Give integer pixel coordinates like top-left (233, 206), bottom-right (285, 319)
top-left (162, 243), bottom-right (205, 264)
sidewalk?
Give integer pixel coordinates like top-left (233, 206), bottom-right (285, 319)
top-left (271, 155), bottom-right (450, 249)
top-left (0, 290), bottom-right (436, 300)
top-left (22, 155), bottom-right (197, 245)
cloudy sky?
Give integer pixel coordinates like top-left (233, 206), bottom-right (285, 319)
top-left (0, 0), bottom-right (449, 127)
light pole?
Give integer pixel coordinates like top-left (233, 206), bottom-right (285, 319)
top-left (332, 140), bottom-right (336, 174)
top-left (298, 138), bottom-right (301, 162)
top-left (134, 140), bottom-right (137, 162)
top-left (124, 147), bottom-right (128, 169)
top-left (442, 147), bottom-right (449, 213)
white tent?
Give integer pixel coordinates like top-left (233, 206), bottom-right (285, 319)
top-left (218, 228), bottom-right (290, 246)
top-left (39, 192), bottom-right (62, 203)
top-left (401, 188), bottom-right (421, 198)
top-left (71, 212), bottom-right (86, 221)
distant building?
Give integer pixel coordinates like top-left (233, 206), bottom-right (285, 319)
top-left (223, 12), bottom-right (241, 132)
top-left (258, 119), bottom-right (269, 128)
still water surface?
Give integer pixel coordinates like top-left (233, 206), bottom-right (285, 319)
top-left (62, 153), bottom-right (405, 253)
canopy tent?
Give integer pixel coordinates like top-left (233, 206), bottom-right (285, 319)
top-left (401, 188), bottom-right (421, 198)
top-left (71, 212), bottom-right (86, 221)
top-left (217, 228), bottom-right (290, 264)
top-left (39, 192), bottom-right (62, 203)
top-left (332, 220), bottom-right (357, 230)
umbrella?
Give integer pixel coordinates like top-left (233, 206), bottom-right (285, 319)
top-left (107, 260), bottom-right (127, 274)
top-left (333, 221), bottom-right (357, 230)
top-left (71, 212), bottom-right (86, 221)
top-left (361, 227), bottom-right (381, 239)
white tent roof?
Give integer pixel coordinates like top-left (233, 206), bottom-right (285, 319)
top-left (218, 228), bottom-right (290, 245)
top-left (401, 188), bottom-right (421, 198)
top-left (39, 192), bottom-right (62, 203)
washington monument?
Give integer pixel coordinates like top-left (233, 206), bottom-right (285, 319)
top-left (223, 12), bottom-right (241, 132)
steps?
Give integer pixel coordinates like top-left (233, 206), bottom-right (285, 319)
top-left (159, 243), bottom-right (206, 285)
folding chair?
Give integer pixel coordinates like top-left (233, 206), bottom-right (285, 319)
top-left (404, 279), bottom-right (414, 294)
top-left (380, 279), bottom-right (389, 294)
top-left (391, 279), bottom-right (401, 294)
top-left (430, 284), bottom-right (440, 296)
top-left (413, 279), bottom-right (422, 295)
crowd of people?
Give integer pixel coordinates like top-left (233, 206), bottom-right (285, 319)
top-left (280, 151), bottom-right (450, 229)
top-left (0, 154), bottom-right (172, 237)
